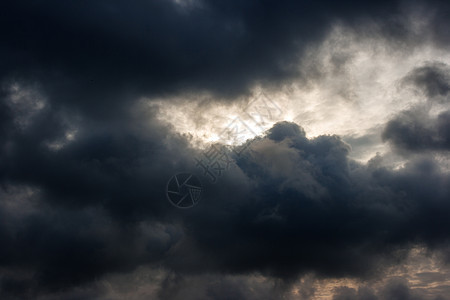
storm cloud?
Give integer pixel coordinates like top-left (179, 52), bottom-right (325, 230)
top-left (1, 0), bottom-right (450, 299)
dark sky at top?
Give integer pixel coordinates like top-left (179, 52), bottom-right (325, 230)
top-left (0, 0), bottom-right (450, 299)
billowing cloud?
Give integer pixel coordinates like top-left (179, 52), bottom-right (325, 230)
top-left (1, 0), bottom-right (450, 299)
top-left (383, 63), bottom-right (450, 153)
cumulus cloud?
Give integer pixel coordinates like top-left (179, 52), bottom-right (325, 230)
top-left (383, 63), bottom-right (450, 153)
top-left (403, 63), bottom-right (450, 102)
top-left (1, 0), bottom-right (450, 299)
top-left (383, 108), bottom-right (450, 153)
top-left (2, 115), bottom-right (450, 298)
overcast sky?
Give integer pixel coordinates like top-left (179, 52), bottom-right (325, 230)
top-left (1, 0), bottom-right (450, 299)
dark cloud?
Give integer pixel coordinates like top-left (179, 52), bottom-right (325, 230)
top-left (1, 0), bottom-right (449, 117)
top-left (383, 108), bottom-right (450, 152)
top-left (403, 63), bottom-right (450, 102)
top-left (170, 123), bottom-right (450, 283)
top-left (4, 111), bottom-right (450, 298)
top-left (383, 62), bottom-right (450, 153)
top-left (331, 279), bottom-right (445, 300)
top-left (332, 286), bottom-right (377, 300)
top-left (1, 0), bottom-right (450, 299)
top-left (156, 273), bottom-right (287, 300)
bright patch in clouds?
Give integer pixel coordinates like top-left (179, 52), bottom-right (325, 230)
top-left (152, 25), bottom-right (450, 161)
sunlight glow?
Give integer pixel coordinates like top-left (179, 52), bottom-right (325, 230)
top-left (149, 25), bottom-right (450, 162)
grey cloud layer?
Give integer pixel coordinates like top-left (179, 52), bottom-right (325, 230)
top-left (1, 0), bottom-right (449, 113)
top-left (1, 109), bottom-right (450, 298)
top-left (1, 0), bottom-right (450, 299)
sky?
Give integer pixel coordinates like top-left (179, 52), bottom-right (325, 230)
top-left (0, 0), bottom-right (450, 299)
